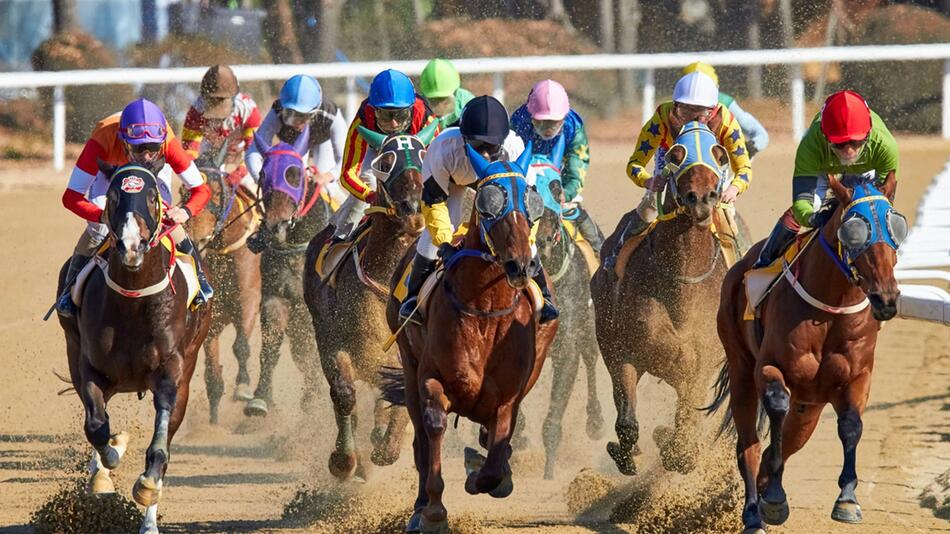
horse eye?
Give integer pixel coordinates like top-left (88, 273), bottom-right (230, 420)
top-left (475, 185), bottom-right (506, 219)
top-left (837, 216), bottom-right (870, 249)
top-left (886, 210), bottom-right (908, 246)
top-left (526, 188), bottom-right (544, 222)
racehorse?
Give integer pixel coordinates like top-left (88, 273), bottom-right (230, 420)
top-left (529, 139), bottom-right (604, 480)
top-left (184, 168), bottom-right (261, 424)
top-left (303, 124), bottom-right (435, 479)
top-left (711, 175), bottom-right (904, 533)
top-left (382, 144), bottom-right (558, 533)
top-left (243, 129), bottom-right (332, 417)
top-left (590, 121), bottom-right (733, 476)
top-left (56, 164), bottom-right (211, 534)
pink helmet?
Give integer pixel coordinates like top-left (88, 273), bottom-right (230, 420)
top-left (527, 80), bottom-right (570, 121)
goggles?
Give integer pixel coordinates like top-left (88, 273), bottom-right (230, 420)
top-left (464, 137), bottom-right (504, 160)
top-left (124, 123), bottom-right (166, 140)
top-left (831, 137), bottom-right (868, 151)
top-left (280, 108), bottom-right (314, 128)
top-left (375, 107), bottom-right (412, 125)
top-left (672, 103), bottom-right (714, 122)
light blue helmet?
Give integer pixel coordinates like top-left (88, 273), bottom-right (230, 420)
top-left (279, 75), bottom-right (322, 113)
top-left (369, 69), bottom-right (415, 109)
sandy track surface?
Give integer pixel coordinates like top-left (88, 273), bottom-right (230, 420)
top-left (0, 135), bottom-right (947, 533)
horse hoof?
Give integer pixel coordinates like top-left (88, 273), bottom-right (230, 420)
top-left (370, 444), bottom-right (400, 466)
top-left (652, 425), bottom-right (673, 448)
top-left (370, 426), bottom-right (386, 448)
top-left (328, 451), bottom-right (357, 480)
top-left (606, 441), bottom-right (636, 476)
top-left (232, 383), bottom-right (254, 402)
top-left (586, 413), bottom-right (605, 440)
top-left (758, 496), bottom-right (789, 526)
top-left (88, 468), bottom-right (115, 495)
top-left (463, 447), bottom-right (486, 477)
top-left (488, 473), bottom-right (514, 498)
top-left (831, 501), bottom-right (862, 524)
top-left (243, 398), bottom-right (269, 417)
top-left (742, 528), bottom-right (767, 534)
top-left (420, 516), bottom-right (449, 534)
top-left (139, 520), bottom-right (159, 534)
top-left (132, 475), bottom-right (163, 507)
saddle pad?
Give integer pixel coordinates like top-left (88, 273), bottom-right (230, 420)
top-left (561, 220), bottom-right (600, 277)
top-left (711, 206), bottom-right (740, 268)
top-left (160, 237), bottom-right (200, 308)
top-left (614, 220), bottom-right (659, 279)
top-left (314, 226), bottom-right (372, 286)
top-left (71, 255), bottom-right (101, 308)
top-left (742, 231), bottom-right (815, 320)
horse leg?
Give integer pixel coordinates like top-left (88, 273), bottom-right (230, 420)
top-left (830, 372), bottom-right (871, 524)
top-left (730, 361), bottom-right (766, 534)
top-left (580, 327), bottom-right (604, 440)
top-left (80, 370), bottom-right (127, 473)
top-left (288, 304), bottom-right (320, 414)
top-left (400, 359), bottom-right (431, 533)
top-left (202, 332), bottom-right (224, 424)
top-left (542, 345), bottom-right (580, 480)
top-left (245, 297), bottom-right (288, 416)
top-left (371, 397), bottom-right (409, 467)
top-left (466, 402), bottom-right (516, 498)
top-left (233, 248), bottom-right (261, 402)
top-left (756, 365), bottom-right (791, 526)
top-left (418, 378), bottom-right (450, 531)
top-left (659, 376), bottom-right (704, 474)
top-left (133, 367), bottom-right (181, 508)
top-left (321, 348), bottom-right (358, 479)
top-left (604, 358), bottom-right (641, 475)
top-left (231, 321), bottom-right (254, 402)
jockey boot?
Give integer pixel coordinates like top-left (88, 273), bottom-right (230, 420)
top-left (399, 254), bottom-right (437, 325)
top-left (752, 221), bottom-right (798, 270)
top-left (603, 210), bottom-right (650, 270)
top-left (575, 206), bottom-right (605, 254)
top-left (178, 236), bottom-right (214, 305)
top-left (532, 266), bottom-right (559, 324)
top-left (55, 253), bottom-right (91, 317)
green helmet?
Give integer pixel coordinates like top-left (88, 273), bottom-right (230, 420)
top-left (420, 59), bottom-right (460, 99)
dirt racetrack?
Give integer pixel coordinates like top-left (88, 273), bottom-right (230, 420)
top-left (0, 134), bottom-right (948, 533)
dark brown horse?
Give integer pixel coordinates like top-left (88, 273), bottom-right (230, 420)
top-left (382, 146), bottom-right (558, 533)
top-left (184, 168), bottom-right (261, 424)
top-left (591, 121), bottom-right (732, 476)
top-left (243, 131), bottom-right (332, 417)
top-left (56, 164), bottom-right (211, 534)
top-left (304, 126), bottom-right (434, 480)
top-left (711, 175), bottom-right (903, 533)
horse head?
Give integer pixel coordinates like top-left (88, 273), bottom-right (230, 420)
top-left (103, 163), bottom-right (164, 270)
top-left (529, 135), bottom-right (568, 261)
top-left (664, 121), bottom-right (728, 226)
top-left (358, 121), bottom-right (437, 236)
top-left (254, 127), bottom-right (309, 244)
top-left (827, 174), bottom-right (905, 320)
top-left (183, 168), bottom-right (229, 247)
top-left (467, 141), bottom-right (544, 289)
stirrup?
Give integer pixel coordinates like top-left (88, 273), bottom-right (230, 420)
top-left (539, 300), bottom-right (559, 324)
top-left (398, 296), bottom-right (422, 326)
top-left (56, 292), bottom-right (77, 317)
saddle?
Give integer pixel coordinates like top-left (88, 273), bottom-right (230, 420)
top-left (71, 238), bottom-right (200, 311)
top-left (313, 223), bottom-right (373, 287)
top-left (613, 205), bottom-right (742, 280)
top-left (741, 230), bottom-right (816, 320)
top-left (560, 218), bottom-right (600, 277)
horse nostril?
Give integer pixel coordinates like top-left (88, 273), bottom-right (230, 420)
top-left (708, 190), bottom-right (720, 202)
top-left (503, 260), bottom-right (522, 279)
top-left (685, 191), bottom-right (698, 206)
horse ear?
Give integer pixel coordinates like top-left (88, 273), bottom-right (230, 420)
top-left (514, 140), bottom-right (533, 175)
top-left (357, 125), bottom-right (386, 150)
top-left (880, 171), bottom-right (897, 202)
top-left (827, 175), bottom-right (852, 204)
top-left (96, 158), bottom-right (115, 177)
top-left (253, 131), bottom-right (271, 155)
top-left (550, 135), bottom-right (565, 170)
top-left (417, 120), bottom-right (439, 146)
top-left (292, 125), bottom-right (310, 156)
top-left (712, 144), bottom-right (729, 167)
top-left (666, 145), bottom-right (686, 166)
top-left (465, 143), bottom-right (491, 179)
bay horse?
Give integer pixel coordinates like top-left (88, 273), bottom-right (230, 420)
top-left (184, 168), bottom-right (261, 424)
top-left (590, 121), bottom-right (733, 476)
top-left (243, 128), bottom-right (332, 417)
top-left (711, 175), bottom-right (904, 533)
top-left (382, 144), bottom-right (558, 533)
top-left (56, 164), bottom-right (211, 534)
top-left (529, 140), bottom-right (604, 480)
top-left (303, 123), bottom-right (435, 479)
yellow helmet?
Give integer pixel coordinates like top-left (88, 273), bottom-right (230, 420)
top-left (682, 62), bottom-right (719, 86)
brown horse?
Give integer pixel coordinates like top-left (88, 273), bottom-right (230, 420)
top-left (303, 126), bottom-right (433, 480)
top-left (56, 164), bottom-right (211, 534)
top-left (382, 146), bottom-right (558, 533)
top-left (591, 121), bottom-right (732, 476)
top-left (243, 131), bottom-right (332, 417)
top-left (711, 175), bottom-right (903, 533)
top-left (184, 168), bottom-right (261, 424)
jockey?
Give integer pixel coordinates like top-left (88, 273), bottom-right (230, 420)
top-left (180, 64), bottom-right (262, 190)
top-left (56, 98), bottom-right (213, 316)
top-left (682, 62), bottom-right (769, 157)
top-left (244, 74), bottom-right (349, 206)
top-left (510, 79), bottom-right (604, 254)
top-left (609, 72), bottom-right (752, 262)
top-left (420, 58), bottom-right (475, 128)
top-left (330, 69), bottom-right (436, 241)
top-left (398, 95), bottom-right (559, 325)
top-left (752, 90), bottom-right (899, 269)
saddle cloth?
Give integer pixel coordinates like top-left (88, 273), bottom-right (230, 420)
top-left (72, 238), bottom-right (199, 310)
top-left (614, 205), bottom-right (742, 279)
top-left (742, 230), bottom-right (816, 320)
top-left (560, 219), bottom-right (600, 277)
top-left (313, 224), bottom-right (373, 286)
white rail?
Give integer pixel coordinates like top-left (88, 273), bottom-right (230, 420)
top-left (1, 43), bottom-right (950, 170)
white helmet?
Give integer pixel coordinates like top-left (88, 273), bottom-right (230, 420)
top-left (673, 72), bottom-right (718, 108)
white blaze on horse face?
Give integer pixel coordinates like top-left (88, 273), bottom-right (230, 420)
top-left (121, 212), bottom-right (143, 266)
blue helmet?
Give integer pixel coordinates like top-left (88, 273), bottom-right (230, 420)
top-left (369, 69), bottom-right (415, 108)
top-left (279, 75), bottom-right (322, 113)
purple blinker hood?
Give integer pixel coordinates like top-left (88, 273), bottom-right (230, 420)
top-left (254, 126), bottom-right (310, 204)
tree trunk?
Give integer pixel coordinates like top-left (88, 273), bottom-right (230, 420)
top-left (813, 0), bottom-right (840, 103)
top-left (599, 0), bottom-right (615, 52)
top-left (617, 0), bottom-right (640, 102)
top-left (263, 0), bottom-right (304, 64)
top-left (52, 0), bottom-right (78, 33)
top-left (374, 0), bottom-right (391, 59)
top-left (411, 0), bottom-right (426, 28)
top-left (747, 13), bottom-right (762, 98)
top-left (547, 0), bottom-right (575, 32)
top-left (319, 0), bottom-right (342, 63)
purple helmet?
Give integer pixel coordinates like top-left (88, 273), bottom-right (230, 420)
top-left (119, 98), bottom-right (168, 145)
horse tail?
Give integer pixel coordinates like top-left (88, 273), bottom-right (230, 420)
top-left (702, 360), bottom-right (736, 438)
top-left (378, 366), bottom-right (406, 406)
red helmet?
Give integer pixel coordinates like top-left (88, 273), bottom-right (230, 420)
top-left (820, 90), bottom-right (871, 144)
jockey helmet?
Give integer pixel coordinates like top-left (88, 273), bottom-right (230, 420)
top-left (279, 75), bottom-right (322, 113)
top-left (369, 69), bottom-right (415, 109)
top-left (527, 79), bottom-right (570, 121)
top-left (820, 90), bottom-right (872, 144)
top-left (119, 98), bottom-right (167, 145)
top-left (200, 65), bottom-right (238, 119)
top-left (420, 59), bottom-right (460, 99)
top-left (460, 95), bottom-right (509, 147)
top-left (682, 61), bottom-right (719, 86)
top-left (673, 72), bottom-right (718, 108)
